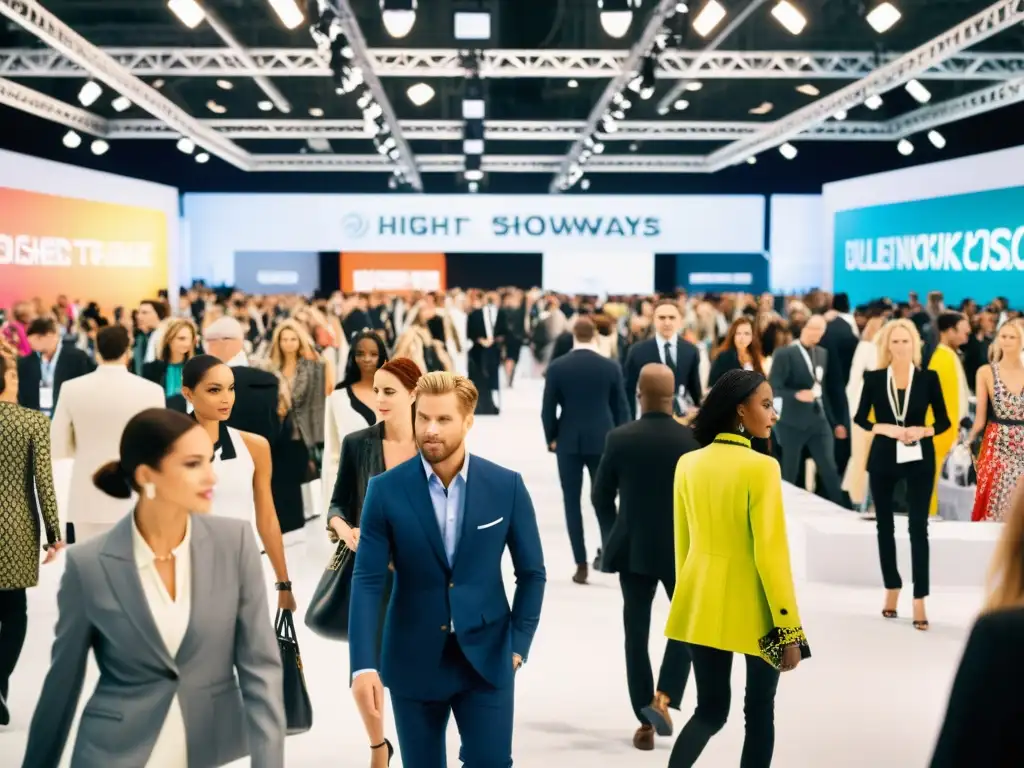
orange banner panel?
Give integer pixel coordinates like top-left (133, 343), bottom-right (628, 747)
top-left (0, 187), bottom-right (168, 313)
top-left (340, 252), bottom-right (446, 294)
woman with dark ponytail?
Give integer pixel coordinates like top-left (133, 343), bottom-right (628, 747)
top-left (665, 369), bottom-right (809, 768)
top-left (22, 408), bottom-right (286, 768)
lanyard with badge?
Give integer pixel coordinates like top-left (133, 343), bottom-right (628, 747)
top-left (887, 365), bottom-right (923, 464)
top-left (795, 344), bottom-right (823, 400)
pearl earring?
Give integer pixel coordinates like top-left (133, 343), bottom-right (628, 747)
top-left (144, 483), bottom-right (156, 500)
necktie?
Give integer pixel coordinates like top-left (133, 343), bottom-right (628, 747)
top-left (665, 342), bottom-right (682, 416)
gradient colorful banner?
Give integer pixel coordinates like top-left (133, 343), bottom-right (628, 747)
top-left (0, 187), bottom-right (168, 312)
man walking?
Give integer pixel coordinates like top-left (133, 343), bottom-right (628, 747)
top-left (592, 363), bottom-right (697, 751)
top-left (349, 372), bottom-right (546, 768)
top-left (624, 300), bottom-right (702, 419)
top-left (542, 317), bottom-right (629, 584)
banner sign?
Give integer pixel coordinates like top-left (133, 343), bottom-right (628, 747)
top-left (0, 187), bottom-right (168, 311)
top-left (340, 252), bottom-right (446, 294)
top-left (833, 185), bottom-right (1024, 305)
top-left (676, 253), bottom-right (769, 295)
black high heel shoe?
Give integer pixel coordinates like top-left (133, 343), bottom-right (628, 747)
top-left (371, 739), bottom-right (394, 765)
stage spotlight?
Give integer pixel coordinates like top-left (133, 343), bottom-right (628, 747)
top-left (897, 138), bottom-right (913, 156)
top-left (167, 0), bottom-right (205, 28)
top-left (381, 0), bottom-right (417, 38)
top-left (195, 152), bottom-right (211, 163)
top-left (779, 142), bottom-right (797, 160)
top-left (927, 130), bottom-right (946, 149)
top-left (692, 0), bottom-right (726, 37)
top-left (90, 139), bottom-right (109, 156)
top-left (863, 94), bottom-right (883, 110)
top-left (111, 96), bottom-right (131, 112)
top-left (268, 0), bottom-right (304, 29)
top-left (258, 100), bottom-right (274, 111)
top-left (454, 10), bottom-right (491, 40)
top-left (62, 131), bottom-right (82, 149)
top-left (177, 137), bottom-right (196, 154)
top-left (904, 79), bottom-right (931, 104)
top-left (407, 83), bottom-right (435, 106)
top-left (771, 1), bottom-right (806, 35)
top-left (78, 81), bottom-right (102, 107)
top-left (464, 155), bottom-right (484, 182)
top-left (866, 2), bottom-right (901, 33)
top-left (598, 0), bottom-right (634, 39)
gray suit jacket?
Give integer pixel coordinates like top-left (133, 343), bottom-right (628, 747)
top-left (23, 513), bottom-right (286, 768)
top-left (768, 343), bottom-right (838, 431)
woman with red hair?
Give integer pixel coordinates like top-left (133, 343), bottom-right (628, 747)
top-left (319, 356), bottom-right (423, 767)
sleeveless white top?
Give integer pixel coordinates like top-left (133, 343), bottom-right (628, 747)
top-left (210, 426), bottom-right (258, 541)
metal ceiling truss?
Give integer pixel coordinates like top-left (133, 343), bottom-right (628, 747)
top-left (251, 154), bottom-right (708, 173)
top-left (706, 0), bottom-right (1024, 171)
top-left (3, 46), bottom-right (1023, 81)
top-left (893, 76), bottom-right (1024, 138)
top-left (0, 75), bottom-right (107, 134)
top-left (0, 0), bottom-right (251, 169)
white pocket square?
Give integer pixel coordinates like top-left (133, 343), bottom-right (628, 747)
top-left (477, 517), bottom-right (503, 530)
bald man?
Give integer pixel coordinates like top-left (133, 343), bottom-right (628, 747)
top-left (591, 362), bottom-right (698, 751)
top-left (768, 314), bottom-right (847, 506)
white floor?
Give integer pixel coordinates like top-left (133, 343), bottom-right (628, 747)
top-left (0, 379), bottom-right (978, 767)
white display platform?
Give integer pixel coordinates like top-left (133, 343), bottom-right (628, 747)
top-left (787, 483), bottom-right (1002, 588)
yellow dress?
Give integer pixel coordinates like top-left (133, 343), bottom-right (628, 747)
top-left (666, 432), bottom-right (807, 665)
top-left (927, 344), bottom-right (963, 517)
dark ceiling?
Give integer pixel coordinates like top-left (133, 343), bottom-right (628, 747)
top-left (0, 0), bottom-right (1022, 194)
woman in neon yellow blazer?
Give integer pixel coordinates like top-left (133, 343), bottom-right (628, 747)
top-left (666, 369), bottom-right (809, 768)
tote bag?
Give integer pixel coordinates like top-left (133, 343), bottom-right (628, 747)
top-left (276, 609), bottom-right (314, 735)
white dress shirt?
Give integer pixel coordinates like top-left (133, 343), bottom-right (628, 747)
top-left (655, 334), bottom-right (678, 367)
top-left (132, 517), bottom-right (192, 768)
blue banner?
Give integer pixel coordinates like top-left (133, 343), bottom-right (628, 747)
top-left (675, 253), bottom-right (769, 294)
top-left (833, 185), bottom-right (1024, 306)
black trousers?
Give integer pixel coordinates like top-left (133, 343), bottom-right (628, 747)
top-left (0, 588), bottom-right (28, 702)
top-left (869, 457), bottom-right (934, 599)
top-left (776, 421), bottom-right (844, 506)
top-left (555, 452), bottom-right (602, 565)
top-left (620, 572), bottom-right (691, 724)
top-left (669, 644), bottom-right (781, 768)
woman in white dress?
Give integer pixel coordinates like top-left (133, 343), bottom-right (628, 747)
top-left (182, 355), bottom-right (296, 613)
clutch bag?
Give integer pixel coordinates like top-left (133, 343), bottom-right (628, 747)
top-left (757, 626), bottom-right (812, 671)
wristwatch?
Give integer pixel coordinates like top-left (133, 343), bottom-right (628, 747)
top-left (275, 581), bottom-right (292, 592)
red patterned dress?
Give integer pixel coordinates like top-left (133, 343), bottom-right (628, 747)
top-left (971, 363), bottom-right (1024, 522)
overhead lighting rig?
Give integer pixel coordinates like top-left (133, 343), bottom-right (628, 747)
top-left (461, 49), bottom-right (485, 192)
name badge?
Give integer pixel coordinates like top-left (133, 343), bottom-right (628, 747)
top-left (896, 441), bottom-right (923, 464)
top-left (39, 386), bottom-right (54, 413)
top-left (815, 365), bottom-right (824, 381)
top-left (811, 383), bottom-right (823, 399)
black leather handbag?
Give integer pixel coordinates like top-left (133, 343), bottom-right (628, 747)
top-left (275, 609), bottom-right (313, 735)
top-left (303, 542), bottom-right (355, 640)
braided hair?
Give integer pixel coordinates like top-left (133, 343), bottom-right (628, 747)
top-left (691, 368), bottom-right (768, 450)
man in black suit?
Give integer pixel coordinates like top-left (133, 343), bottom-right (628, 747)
top-left (592, 362), bottom-right (696, 752)
top-left (542, 317), bottom-right (629, 584)
top-left (18, 317), bottom-right (95, 416)
top-left (821, 295), bottom-right (859, 476)
top-left (467, 290), bottom-right (508, 414)
top-left (769, 314), bottom-right (846, 506)
top-left (624, 300), bottom-right (701, 419)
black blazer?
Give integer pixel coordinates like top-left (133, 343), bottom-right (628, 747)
top-left (549, 331), bottom-right (574, 364)
top-left (853, 367), bottom-right (951, 472)
top-left (624, 337), bottom-right (702, 419)
top-left (327, 422), bottom-right (385, 527)
top-left (141, 359), bottom-right (187, 413)
top-left (17, 342), bottom-right (95, 411)
top-left (541, 349), bottom-right (629, 455)
top-left (930, 607), bottom-right (1024, 768)
top-left (821, 317), bottom-right (859, 426)
top-left (592, 413), bottom-right (699, 583)
top-left (225, 365), bottom-right (281, 444)
top-left (707, 347), bottom-right (767, 390)
top-left (769, 343), bottom-right (838, 431)
top-left (467, 306), bottom-right (509, 345)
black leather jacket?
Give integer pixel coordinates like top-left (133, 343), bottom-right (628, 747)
top-left (327, 421), bottom-right (386, 531)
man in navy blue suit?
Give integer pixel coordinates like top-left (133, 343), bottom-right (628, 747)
top-left (349, 371), bottom-right (546, 768)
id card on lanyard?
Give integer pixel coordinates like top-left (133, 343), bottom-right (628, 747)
top-left (39, 352), bottom-right (58, 417)
top-left (887, 365), bottom-right (922, 464)
top-left (796, 344), bottom-right (823, 400)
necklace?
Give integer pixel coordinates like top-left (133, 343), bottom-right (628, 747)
top-left (153, 552), bottom-right (175, 563)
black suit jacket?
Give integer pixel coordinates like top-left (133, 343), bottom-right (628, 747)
top-left (592, 413), bottom-right (699, 582)
top-left (17, 342), bottom-right (96, 411)
top-left (853, 367), bottom-right (951, 472)
top-left (821, 317), bottom-right (859, 426)
top-left (769, 343), bottom-right (838, 431)
top-left (930, 607), bottom-right (1024, 768)
top-left (327, 422), bottom-right (385, 527)
top-left (225, 365), bottom-right (281, 444)
top-left (467, 306), bottom-right (509, 346)
top-left (624, 337), bottom-right (702, 418)
top-left (542, 349), bottom-right (629, 455)
top-left (141, 359), bottom-right (187, 412)
top-left (549, 331), bottom-right (574, 364)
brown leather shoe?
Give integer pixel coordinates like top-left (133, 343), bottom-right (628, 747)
top-left (633, 724), bottom-right (654, 750)
top-left (641, 691), bottom-right (674, 737)
top-left (572, 564), bottom-right (588, 584)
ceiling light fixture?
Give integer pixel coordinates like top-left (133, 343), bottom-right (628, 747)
top-left (598, 0), bottom-right (635, 39)
top-left (152, 79), bottom-right (165, 89)
top-left (568, 79), bottom-right (579, 88)
top-left (380, 0), bottom-right (417, 39)
top-left (111, 96), bottom-right (131, 112)
top-left (167, 0), bottom-right (206, 29)
top-left (796, 84), bottom-right (819, 97)
top-left (897, 138), bottom-right (913, 156)
top-left (692, 0), bottom-right (726, 37)
top-left (216, 79), bottom-right (233, 90)
top-left (904, 79), bottom-right (931, 104)
top-left (268, 0), bottom-right (304, 29)
top-left (90, 139), bottom-right (109, 156)
top-left (206, 100), bottom-right (227, 114)
top-left (308, 107), bottom-right (324, 117)
top-left (863, 94), bottom-right (883, 110)
top-left (195, 152), bottom-right (211, 164)
top-left (464, 139), bottom-right (485, 155)
top-left (927, 130), bottom-right (946, 149)
top-left (779, 142), bottom-right (797, 160)
top-left (866, 2), bottom-right (901, 34)
top-left (257, 100), bottom-right (274, 112)
top-left (684, 81), bottom-right (703, 92)
top-left (78, 81), bottom-right (102, 107)
top-left (407, 82), bottom-right (435, 107)
top-left (62, 130), bottom-right (81, 149)
top-left (177, 137), bottom-right (196, 154)
top-left (746, 156), bottom-right (757, 165)
top-left (771, 1), bottom-right (807, 34)
top-left (673, 99), bottom-right (690, 111)
top-left (749, 101), bottom-right (774, 115)
top-left (833, 109), bottom-right (848, 121)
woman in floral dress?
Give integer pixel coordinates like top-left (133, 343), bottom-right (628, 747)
top-left (970, 320), bottom-right (1024, 522)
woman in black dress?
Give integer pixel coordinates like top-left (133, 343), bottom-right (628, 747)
top-left (327, 357), bottom-right (422, 768)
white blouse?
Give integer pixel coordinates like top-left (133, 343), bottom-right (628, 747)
top-left (210, 426), bottom-right (259, 541)
top-left (131, 517), bottom-right (192, 768)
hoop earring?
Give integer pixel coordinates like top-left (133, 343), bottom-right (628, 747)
top-left (144, 483), bottom-right (156, 500)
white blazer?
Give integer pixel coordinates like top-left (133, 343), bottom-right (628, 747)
top-left (322, 387), bottom-right (376, 513)
top-left (50, 365), bottom-right (166, 527)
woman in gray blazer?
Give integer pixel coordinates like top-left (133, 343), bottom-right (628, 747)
top-left (22, 408), bottom-right (286, 768)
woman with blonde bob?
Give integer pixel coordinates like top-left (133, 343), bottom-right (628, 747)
top-left (853, 318), bottom-right (950, 630)
top-left (142, 317), bottom-right (198, 411)
top-left (929, 479), bottom-right (1024, 767)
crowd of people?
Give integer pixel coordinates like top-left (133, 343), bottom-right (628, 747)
top-left (0, 283), bottom-right (1023, 766)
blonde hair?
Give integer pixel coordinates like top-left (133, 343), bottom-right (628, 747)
top-left (876, 318), bottom-right (922, 369)
top-left (414, 371), bottom-right (478, 415)
top-left (268, 319), bottom-right (319, 371)
top-left (983, 480), bottom-right (1024, 613)
top-left (988, 320), bottom-right (1023, 363)
top-left (159, 319), bottom-right (197, 362)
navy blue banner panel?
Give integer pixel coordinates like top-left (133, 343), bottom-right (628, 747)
top-left (674, 253), bottom-right (769, 294)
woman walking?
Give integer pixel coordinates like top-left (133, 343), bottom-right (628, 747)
top-left (667, 369), bottom-right (808, 768)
